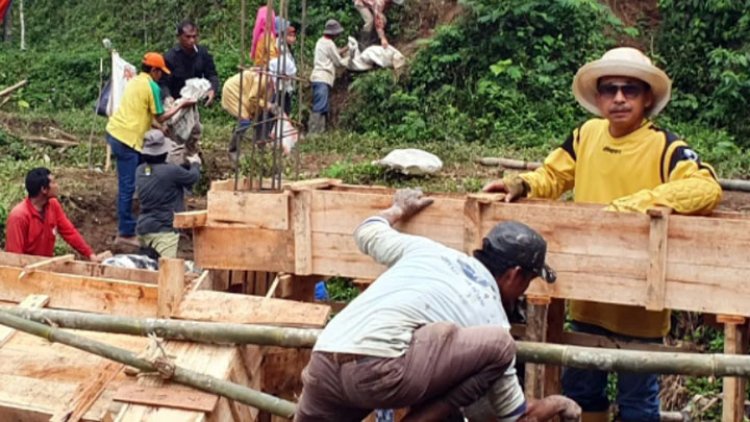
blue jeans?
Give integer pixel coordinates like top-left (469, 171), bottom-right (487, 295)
top-left (311, 82), bottom-right (330, 114)
top-left (561, 322), bottom-right (661, 422)
top-left (106, 133), bottom-right (141, 236)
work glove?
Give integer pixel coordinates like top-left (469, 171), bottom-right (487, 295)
top-left (482, 176), bottom-right (529, 202)
top-left (186, 154), bottom-right (202, 166)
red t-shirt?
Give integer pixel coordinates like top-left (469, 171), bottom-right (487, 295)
top-left (5, 198), bottom-right (94, 258)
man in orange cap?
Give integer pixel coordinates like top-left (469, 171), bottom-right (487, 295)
top-left (483, 47), bottom-right (722, 421)
top-left (105, 52), bottom-right (195, 247)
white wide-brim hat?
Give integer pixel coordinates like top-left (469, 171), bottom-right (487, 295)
top-left (572, 47), bottom-right (672, 117)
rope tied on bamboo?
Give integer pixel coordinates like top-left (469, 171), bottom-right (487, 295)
top-left (138, 333), bottom-right (176, 380)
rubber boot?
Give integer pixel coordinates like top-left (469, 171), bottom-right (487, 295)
top-left (308, 112), bottom-right (326, 135)
top-left (581, 411), bottom-right (610, 422)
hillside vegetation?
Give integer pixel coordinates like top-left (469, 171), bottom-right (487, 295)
top-left (0, 0), bottom-right (749, 177)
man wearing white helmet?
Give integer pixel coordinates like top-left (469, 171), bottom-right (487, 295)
top-left (484, 47), bottom-right (722, 421)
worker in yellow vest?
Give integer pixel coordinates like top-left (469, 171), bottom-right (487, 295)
top-left (484, 47), bottom-right (722, 422)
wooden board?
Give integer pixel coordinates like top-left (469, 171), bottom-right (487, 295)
top-left (174, 291), bottom-right (330, 328)
top-left (189, 183), bottom-right (750, 318)
top-left (173, 210), bottom-right (208, 229)
top-left (0, 265), bottom-right (158, 317)
top-left (193, 225), bottom-right (294, 272)
top-left (113, 342), bottom-right (247, 422)
top-left (208, 190), bottom-right (289, 229)
top-left (113, 384), bottom-right (218, 413)
top-left (50, 361), bottom-right (124, 422)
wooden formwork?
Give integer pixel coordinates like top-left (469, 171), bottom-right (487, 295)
top-left (0, 251), bottom-right (330, 422)
top-left (176, 178), bottom-right (750, 421)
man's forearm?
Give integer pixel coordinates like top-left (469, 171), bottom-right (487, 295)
top-left (377, 205), bottom-right (404, 226)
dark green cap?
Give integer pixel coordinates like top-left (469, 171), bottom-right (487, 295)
top-left (484, 221), bottom-right (556, 283)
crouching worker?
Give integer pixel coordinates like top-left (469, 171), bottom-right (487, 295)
top-left (135, 131), bottom-right (200, 258)
top-left (5, 167), bottom-right (100, 261)
top-left (295, 188), bottom-right (581, 421)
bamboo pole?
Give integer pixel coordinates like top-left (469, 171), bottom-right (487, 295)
top-left (8, 307), bottom-right (322, 347)
top-left (10, 308), bottom-right (750, 378)
top-left (476, 156), bottom-right (750, 193)
top-left (0, 310), bottom-right (297, 418)
top-left (0, 79), bottom-right (27, 97)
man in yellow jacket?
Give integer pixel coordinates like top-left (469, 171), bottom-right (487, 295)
top-left (221, 68), bottom-right (276, 161)
top-left (484, 47), bottom-right (722, 422)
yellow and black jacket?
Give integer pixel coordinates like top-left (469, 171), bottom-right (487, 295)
top-left (514, 118), bottom-right (722, 337)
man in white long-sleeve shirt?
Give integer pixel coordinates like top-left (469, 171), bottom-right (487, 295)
top-left (309, 19), bottom-right (350, 134)
top-left (295, 188), bottom-right (581, 421)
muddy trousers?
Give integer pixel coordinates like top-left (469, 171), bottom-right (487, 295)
top-left (294, 322), bottom-right (516, 421)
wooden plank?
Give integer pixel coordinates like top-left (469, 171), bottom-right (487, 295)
top-left (543, 298), bottom-right (565, 396)
top-left (50, 361), bottom-right (124, 422)
top-left (293, 189), bottom-right (313, 275)
top-left (0, 265), bottom-right (158, 317)
top-left (310, 189), bottom-right (465, 242)
top-left (463, 196), bottom-right (483, 254)
top-left (174, 210), bottom-right (208, 229)
top-left (114, 342), bottom-right (238, 422)
top-left (0, 374), bottom-right (77, 420)
top-left (645, 208), bottom-right (670, 311)
top-left (50, 260), bottom-right (160, 285)
top-left (0, 294), bottom-right (49, 348)
top-left (18, 254), bottom-right (74, 279)
top-left (721, 317), bottom-right (747, 422)
top-left (193, 225), bottom-right (294, 272)
top-left (524, 296), bottom-right (549, 399)
top-left (188, 271), bottom-right (212, 292)
top-left (208, 190), bottom-right (289, 229)
top-left (227, 347), bottom-right (258, 422)
top-left (175, 291), bottom-right (330, 327)
top-left (157, 258), bottom-right (186, 318)
top-left (284, 178), bottom-right (340, 192)
top-left (113, 384), bottom-right (218, 412)
top-left (481, 201), bottom-right (650, 261)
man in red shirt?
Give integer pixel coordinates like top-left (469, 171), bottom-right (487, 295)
top-left (5, 168), bottom-right (99, 261)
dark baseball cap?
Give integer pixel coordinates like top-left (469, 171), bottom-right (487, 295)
top-left (484, 221), bottom-right (556, 283)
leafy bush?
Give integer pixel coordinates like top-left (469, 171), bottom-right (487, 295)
top-left (657, 0), bottom-right (750, 146)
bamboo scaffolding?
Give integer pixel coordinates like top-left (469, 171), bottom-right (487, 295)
top-left (0, 310), bottom-right (297, 418)
top-left (10, 307), bottom-right (750, 378)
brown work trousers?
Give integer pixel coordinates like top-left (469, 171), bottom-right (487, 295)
top-left (295, 322), bottom-right (516, 421)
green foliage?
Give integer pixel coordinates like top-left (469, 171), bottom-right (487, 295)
top-left (320, 160), bottom-right (386, 184)
top-left (342, 0), bottom-right (626, 147)
top-left (326, 277), bottom-right (359, 302)
top-left (657, 0), bottom-right (750, 146)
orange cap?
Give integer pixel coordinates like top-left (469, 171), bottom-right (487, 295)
top-left (142, 52), bottom-right (171, 74)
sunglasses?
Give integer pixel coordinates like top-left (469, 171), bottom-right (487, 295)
top-left (597, 83), bottom-right (648, 100)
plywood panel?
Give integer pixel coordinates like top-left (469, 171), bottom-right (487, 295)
top-left (208, 190), bottom-right (289, 229)
top-left (0, 266), bottom-right (158, 316)
top-left (480, 201), bottom-right (650, 260)
top-left (310, 190), bottom-right (465, 243)
top-left (175, 291), bottom-right (330, 328)
top-left (193, 226), bottom-right (294, 272)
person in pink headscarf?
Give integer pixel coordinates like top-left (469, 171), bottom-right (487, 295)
top-left (251, 6), bottom-right (279, 67)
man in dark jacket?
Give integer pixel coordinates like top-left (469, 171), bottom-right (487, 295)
top-left (162, 19), bottom-right (221, 154)
top-left (135, 131), bottom-right (201, 258)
